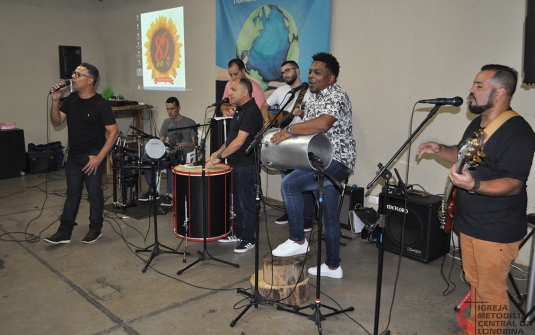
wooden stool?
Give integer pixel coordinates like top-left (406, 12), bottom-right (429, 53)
top-left (250, 253), bottom-right (309, 306)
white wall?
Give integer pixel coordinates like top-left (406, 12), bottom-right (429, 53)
top-left (1, 0), bottom-right (534, 265)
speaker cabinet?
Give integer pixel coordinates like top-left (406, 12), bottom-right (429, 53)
top-left (379, 192), bottom-right (450, 263)
top-left (0, 129), bottom-right (26, 179)
top-left (338, 186), bottom-right (364, 230)
top-left (58, 46), bottom-right (82, 79)
top-left (525, 1), bottom-right (535, 84)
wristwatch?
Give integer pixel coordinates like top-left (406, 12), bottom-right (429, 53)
top-left (285, 124), bottom-right (292, 135)
top-left (217, 153), bottom-right (223, 160)
top-left (468, 180), bottom-right (480, 194)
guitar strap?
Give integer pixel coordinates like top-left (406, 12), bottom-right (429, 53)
top-left (482, 109), bottom-right (519, 142)
top-left (291, 88), bottom-right (307, 114)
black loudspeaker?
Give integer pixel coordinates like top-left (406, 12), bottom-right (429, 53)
top-left (379, 192), bottom-right (450, 264)
top-left (338, 186), bottom-right (364, 230)
top-left (58, 46), bottom-right (82, 79)
top-left (524, 1), bottom-right (535, 84)
top-left (0, 129), bottom-right (26, 179)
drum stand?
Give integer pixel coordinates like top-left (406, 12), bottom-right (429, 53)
top-left (177, 118), bottom-right (239, 275)
top-left (136, 159), bottom-right (188, 273)
top-left (277, 154), bottom-right (354, 333)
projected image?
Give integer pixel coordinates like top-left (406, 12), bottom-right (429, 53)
top-left (139, 7), bottom-right (185, 91)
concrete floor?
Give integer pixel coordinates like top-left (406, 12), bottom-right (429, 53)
top-left (0, 169), bottom-right (531, 335)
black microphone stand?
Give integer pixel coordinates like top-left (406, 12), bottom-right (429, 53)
top-left (135, 157), bottom-right (189, 273)
top-left (366, 104), bottom-right (441, 335)
top-left (230, 148), bottom-right (297, 327)
top-left (177, 110), bottom-right (239, 275)
top-left (231, 94), bottom-right (299, 326)
top-left (277, 153), bottom-right (354, 334)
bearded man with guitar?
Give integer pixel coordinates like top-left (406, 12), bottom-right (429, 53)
top-left (417, 64), bottom-right (535, 335)
top-left (260, 61), bottom-right (315, 229)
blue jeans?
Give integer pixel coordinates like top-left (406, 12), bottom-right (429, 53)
top-left (282, 160), bottom-right (352, 268)
top-left (58, 152), bottom-right (104, 235)
top-left (142, 153), bottom-right (173, 195)
top-left (281, 170), bottom-right (315, 221)
top-left (232, 164), bottom-right (257, 243)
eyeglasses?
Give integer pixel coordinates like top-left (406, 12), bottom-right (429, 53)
top-left (72, 71), bottom-right (92, 79)
top-left (280, 68), bottom-right (297, 76)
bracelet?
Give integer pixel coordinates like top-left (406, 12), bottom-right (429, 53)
top-left (468, 180), bottom-right (480, 194)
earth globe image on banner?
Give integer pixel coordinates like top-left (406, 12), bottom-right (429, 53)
top-left (236, 5), bottom-right (299, 91)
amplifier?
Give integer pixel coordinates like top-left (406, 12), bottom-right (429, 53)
top-left (379, 192), bottom-right (450, 263)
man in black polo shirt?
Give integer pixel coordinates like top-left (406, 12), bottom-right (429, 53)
top-left (206, 78), bottom-right (263, 253)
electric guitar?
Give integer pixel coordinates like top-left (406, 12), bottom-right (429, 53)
top-left (439, 129), bottom-right (485, 233)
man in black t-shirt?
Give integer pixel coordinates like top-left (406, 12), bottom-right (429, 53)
top-left (45, 63), bottom-right (119, 245)
top-left (417, 65), bottom-right (535, 335)
top-left (206, 78), bottom-right (263, 253)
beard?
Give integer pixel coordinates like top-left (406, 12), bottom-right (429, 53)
top-left (285, 75), bottom-right (297, 86)
top-left (468, 89), bottom-right (495, 115)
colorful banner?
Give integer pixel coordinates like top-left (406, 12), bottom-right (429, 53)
top-left (215, 0), bottom-right (331, 95)
top-left (140, 7), bottom-right (186, 91)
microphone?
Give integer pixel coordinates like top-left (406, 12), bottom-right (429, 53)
top-left (49, 80), bottom-right (71, 94)
top-left (418, 96), bottom-right (463, 106)
top-left (207, 97), bottom-right (230, 108)
top-left (289, 82), bottom-right (309, 95)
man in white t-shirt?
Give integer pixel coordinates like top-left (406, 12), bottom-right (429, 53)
top-left (260, 61), bottom-right (315, 230)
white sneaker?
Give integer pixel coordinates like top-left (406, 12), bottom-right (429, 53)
top-left (272, 239), bottom-right (309, 257)
top-left (308, 263), bottom-right (343, 279)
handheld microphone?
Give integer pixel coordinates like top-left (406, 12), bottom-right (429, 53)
top-left (207, 97), bottom-right (230, 108)
top-left (49, 80), bottom-right (71, 94)
top-left (289, 82), bottom-right (309, 95)
top-left (418, 96), bottom-right (463, 106)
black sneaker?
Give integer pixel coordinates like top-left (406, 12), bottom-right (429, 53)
top-left (234, 240), bottom-right (255, 253)
top-left (218, 234), bottom-right (240, 243)
top-left (44, 232), bottom-right (71, 244)
top-left (161, 194), bottom-right (172, 207)
top-left (139, 191), bottom-right (159, 202)
top-left (82, 231), bottom-right (102, 244)
top-left (275, 213), bottom-right (288, 224)
top-left (304, 218), bottom-right (313, 232)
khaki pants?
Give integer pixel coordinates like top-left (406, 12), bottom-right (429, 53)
top-left (460, 233), bottom-right (520, 335)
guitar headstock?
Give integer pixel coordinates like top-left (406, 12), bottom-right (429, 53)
top-left (457, 129), bottom-right (485, 172)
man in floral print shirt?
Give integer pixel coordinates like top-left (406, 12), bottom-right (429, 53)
top-left (270, 52), bottom-right (356, 279)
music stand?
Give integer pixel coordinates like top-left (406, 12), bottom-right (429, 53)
top-left (177, 112), bottom-right (239, 275)
top-left (276, 153), bottom-right (354, 333)
top-left (136, 139), bottom-right (189, 273)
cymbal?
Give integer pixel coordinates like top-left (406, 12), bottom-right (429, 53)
top-left (126, 134), bottom-right (143, 137)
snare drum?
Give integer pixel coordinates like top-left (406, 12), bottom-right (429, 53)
top-left (172, 163), bottom-right (233, 242)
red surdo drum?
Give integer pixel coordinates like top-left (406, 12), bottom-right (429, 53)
top-left (172, 163), bottom-right (233, 242)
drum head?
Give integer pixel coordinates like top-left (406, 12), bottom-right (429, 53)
top-left (145, 139), bottom-right (166, 159)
